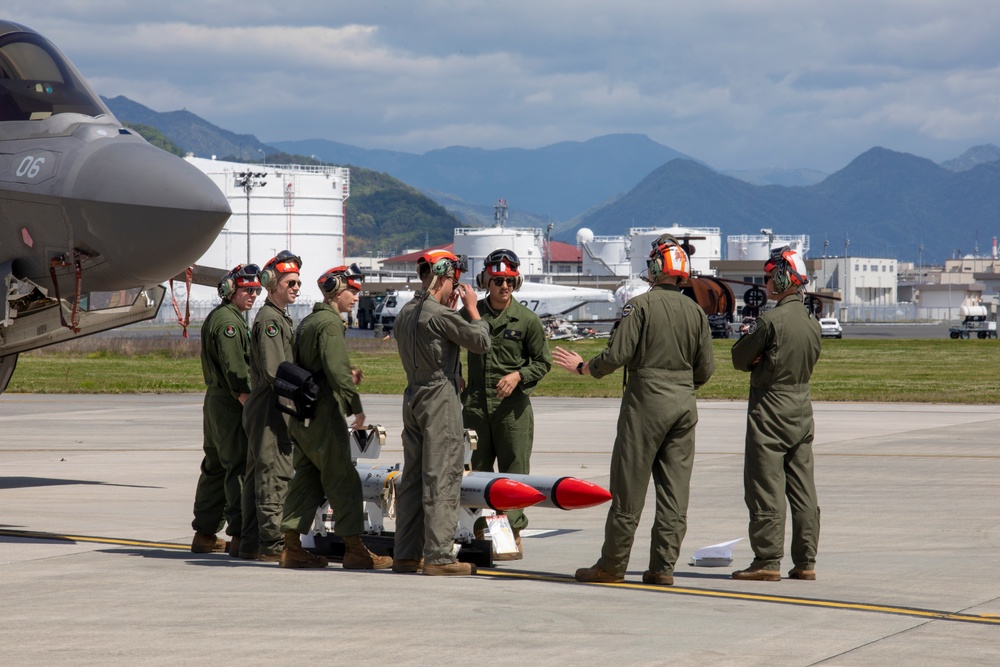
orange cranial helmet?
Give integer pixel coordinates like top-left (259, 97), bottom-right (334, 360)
top-left (260, 250), bottom-right (302, 288)
top-left (647, 234), bottom-right (690, 281)
top-left (476, 248), bottom-right (523, 290)
top-left (417, 249), bottom-right (467, 281)
top-left (218, 263), bottom-right (261, 299)
top-left (764, 246), bottom-right (808, 290)
top-left (318, 263), bottom-right (364, 296)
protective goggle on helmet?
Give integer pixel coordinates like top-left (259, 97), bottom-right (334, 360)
top-left (219, 263), bottom-right (261, 298)
top-left (319, 263), bottom-right (365, 295)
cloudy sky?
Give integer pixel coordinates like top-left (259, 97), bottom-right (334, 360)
top-left (6, 1), bottom-right (1000, 173)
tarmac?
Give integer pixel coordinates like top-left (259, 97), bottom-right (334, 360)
top-left (2, 393), bottom-right (999, 666)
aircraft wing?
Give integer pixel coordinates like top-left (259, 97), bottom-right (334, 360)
top-left (173, 264), bottom-right (228, 288)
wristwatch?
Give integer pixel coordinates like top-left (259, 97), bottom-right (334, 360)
top-left (576, 361), bottom-right (585, 375)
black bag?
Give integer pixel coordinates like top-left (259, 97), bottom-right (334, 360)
top-left (274, 361), bottom-right (320, 423)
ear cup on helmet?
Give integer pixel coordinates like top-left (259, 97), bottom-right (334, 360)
top-left (260, 266), bottom-right (280, 288)
top-left (476, 269), bottom-right (488, 289)
top-left (218, 278), bottom-right (236, 299)
top-left (432, 258), bottom-right (452, 276)
top-left (321, 275), bottom-right (344, 295)
top-left (772, 267), bottom-right (792, 292)
top-left (647, 255), bottom-right (663, 282)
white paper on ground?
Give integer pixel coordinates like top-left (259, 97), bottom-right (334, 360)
top-left (688, 538), bottom-right (742, 567)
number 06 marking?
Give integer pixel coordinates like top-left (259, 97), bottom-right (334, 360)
top-left (16, 156), bottom-right (46, 178)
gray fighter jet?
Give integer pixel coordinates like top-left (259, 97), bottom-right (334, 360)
top-left (0, 21), bottom-right (231, 392)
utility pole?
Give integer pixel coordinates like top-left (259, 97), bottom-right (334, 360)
top-left (545, 222), bottom-right (554, 274)
top-left (235, 170), bottom-right (267, 262)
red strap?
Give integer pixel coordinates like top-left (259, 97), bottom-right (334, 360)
top-left (169, 267), bottom-right (193, 338)
top-left (48, 255), bottom-right (83, 334)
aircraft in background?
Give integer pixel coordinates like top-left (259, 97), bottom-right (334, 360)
top-left (0, 21), bottom-right (231, 392)
top-left (373, 280), bottom-right (616, 331)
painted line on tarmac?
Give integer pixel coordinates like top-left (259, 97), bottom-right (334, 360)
top-left (0, 529), bottom-right (189, 550)
top-left (478, 568), bottom-right (1000, 627)
top-left (6, 530), bottom-right (998, 627)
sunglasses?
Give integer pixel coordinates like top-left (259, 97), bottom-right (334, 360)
top-left (491, 277), bottom-right (516, 287)
top-left (284, 280), bottom-right (301, 288)
top-left (240, 286), bottom-right (261, 296)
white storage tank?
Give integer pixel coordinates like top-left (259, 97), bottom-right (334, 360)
top-left (727, 234), bottom-right (811, 261)
top-left (185, 156), bottom-right (349, 303)
top-left (579, 228), bottom-right (631, 276)
top-left (453, 226), bottom-right (545, 276)
top-left (629, 225), bottom-right (721, 277)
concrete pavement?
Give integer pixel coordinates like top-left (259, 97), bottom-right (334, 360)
top-left (2, 394), bottom-right (999, 665)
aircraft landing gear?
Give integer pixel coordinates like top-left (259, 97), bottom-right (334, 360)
top-left (0, 354), bottom-right (17, 394)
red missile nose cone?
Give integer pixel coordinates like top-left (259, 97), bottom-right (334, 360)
top-left (486, 478), bottom-right (546, 511)
top-left (552, 478), bottom-right (613, 510)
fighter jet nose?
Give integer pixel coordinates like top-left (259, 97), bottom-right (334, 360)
top-left (69, 140), bottom-right (231, 285)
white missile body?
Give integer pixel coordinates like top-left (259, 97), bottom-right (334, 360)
top-left (464, 472), bottom-right (612, 510)
top-left (354, 464), bottom-right (544, 511)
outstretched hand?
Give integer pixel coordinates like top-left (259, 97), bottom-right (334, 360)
top-left (552, 346), bottom-right (585, 374)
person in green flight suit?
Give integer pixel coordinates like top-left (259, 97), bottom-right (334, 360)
top-left (190, 263), bottom-right (260, 556)
top-left (279, 264), bottom-right (393, 570)
top-left (462, 249), bottom-right (551, 560)
top-left (240, 250), bottom-right (301, 562)
top-left (392, 250), bottom-right (490, 577)
top-left (731, 246), bottom-right (822, 582)
top-left (553, 234), bottom-right (715, 585)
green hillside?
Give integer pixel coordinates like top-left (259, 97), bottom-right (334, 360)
top-left (122, 122), bottom-right (185, 156)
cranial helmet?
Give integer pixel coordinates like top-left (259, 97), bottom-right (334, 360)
top-left (417, 249), bottom-right (467, 281)
top-left (764, 246), bottom-right (808, 291)
top-left (260, 250), bottom-right (302, 289)
top-left (218, 263), bottom-right (261, 299)
top-left (476, 248), bottom-right (522, 290)
top-left (647, 234), bottom-right (690, 282)
top-left (318, 263), bottom-right (364, 297)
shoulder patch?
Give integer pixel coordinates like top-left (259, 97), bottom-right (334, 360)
top-left (746, 320), bottom-right (757, 335)
top-left (265, 323), bottom-right (278, 338)
top-left (224, 324), bottom-right (237, 338)
top-left (621, 304), bottom-right (634, 318)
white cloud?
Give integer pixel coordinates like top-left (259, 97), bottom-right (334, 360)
top-left (6, 1), bottom-right (1000, 171)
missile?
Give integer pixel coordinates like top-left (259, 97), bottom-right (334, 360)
top-left (458, 475), bottom-right (545, 511)
top-left (354, 464), bottom-right (545, 512)
top-left (465, 472), bottom-right (612, 510)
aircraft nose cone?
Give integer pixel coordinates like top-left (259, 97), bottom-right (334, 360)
top-left (69, 140), bottom-right (231, 285)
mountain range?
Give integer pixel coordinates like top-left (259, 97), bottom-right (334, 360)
top-left (573, 149), bottom-right (1000, 262)
top-left (103, 95), bottom-right (1000, 263)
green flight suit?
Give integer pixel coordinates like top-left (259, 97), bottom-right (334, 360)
top-left (587, 283), bottom-right (714, 578)
top-left (394, 291), bottom-right (491, 565)
top-left (241, 299), bottom-right (295, 556)
top-left (731, 293), bottom-right (822, 571)
top-left (282, 303), bottom-right (367, 537)
top-left (192, 300), bottom-right (251, 537)
top-left (461, 298), bottom-right (552, 532)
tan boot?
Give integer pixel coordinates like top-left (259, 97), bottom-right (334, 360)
top-left (575, 564), bottom-right (624, 583)
top-left (642, 570), bottom-right (674, 586)
top-left (191, 532), bottom-right (228, 554)
top-left (342, 535), bottom-right (392, 570)
top-left (422, 561), bottom-right (476, 576)
top-left (732, 566), bottom-right (781, 581)
top-left (228, 534), bottom-right (241, 558)
top-left (391, 558), bottom-right (423, 573)
top-left (279, 531), bottom-right (328, 569)
top-left (788, 567), bottom-right (816, 580)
